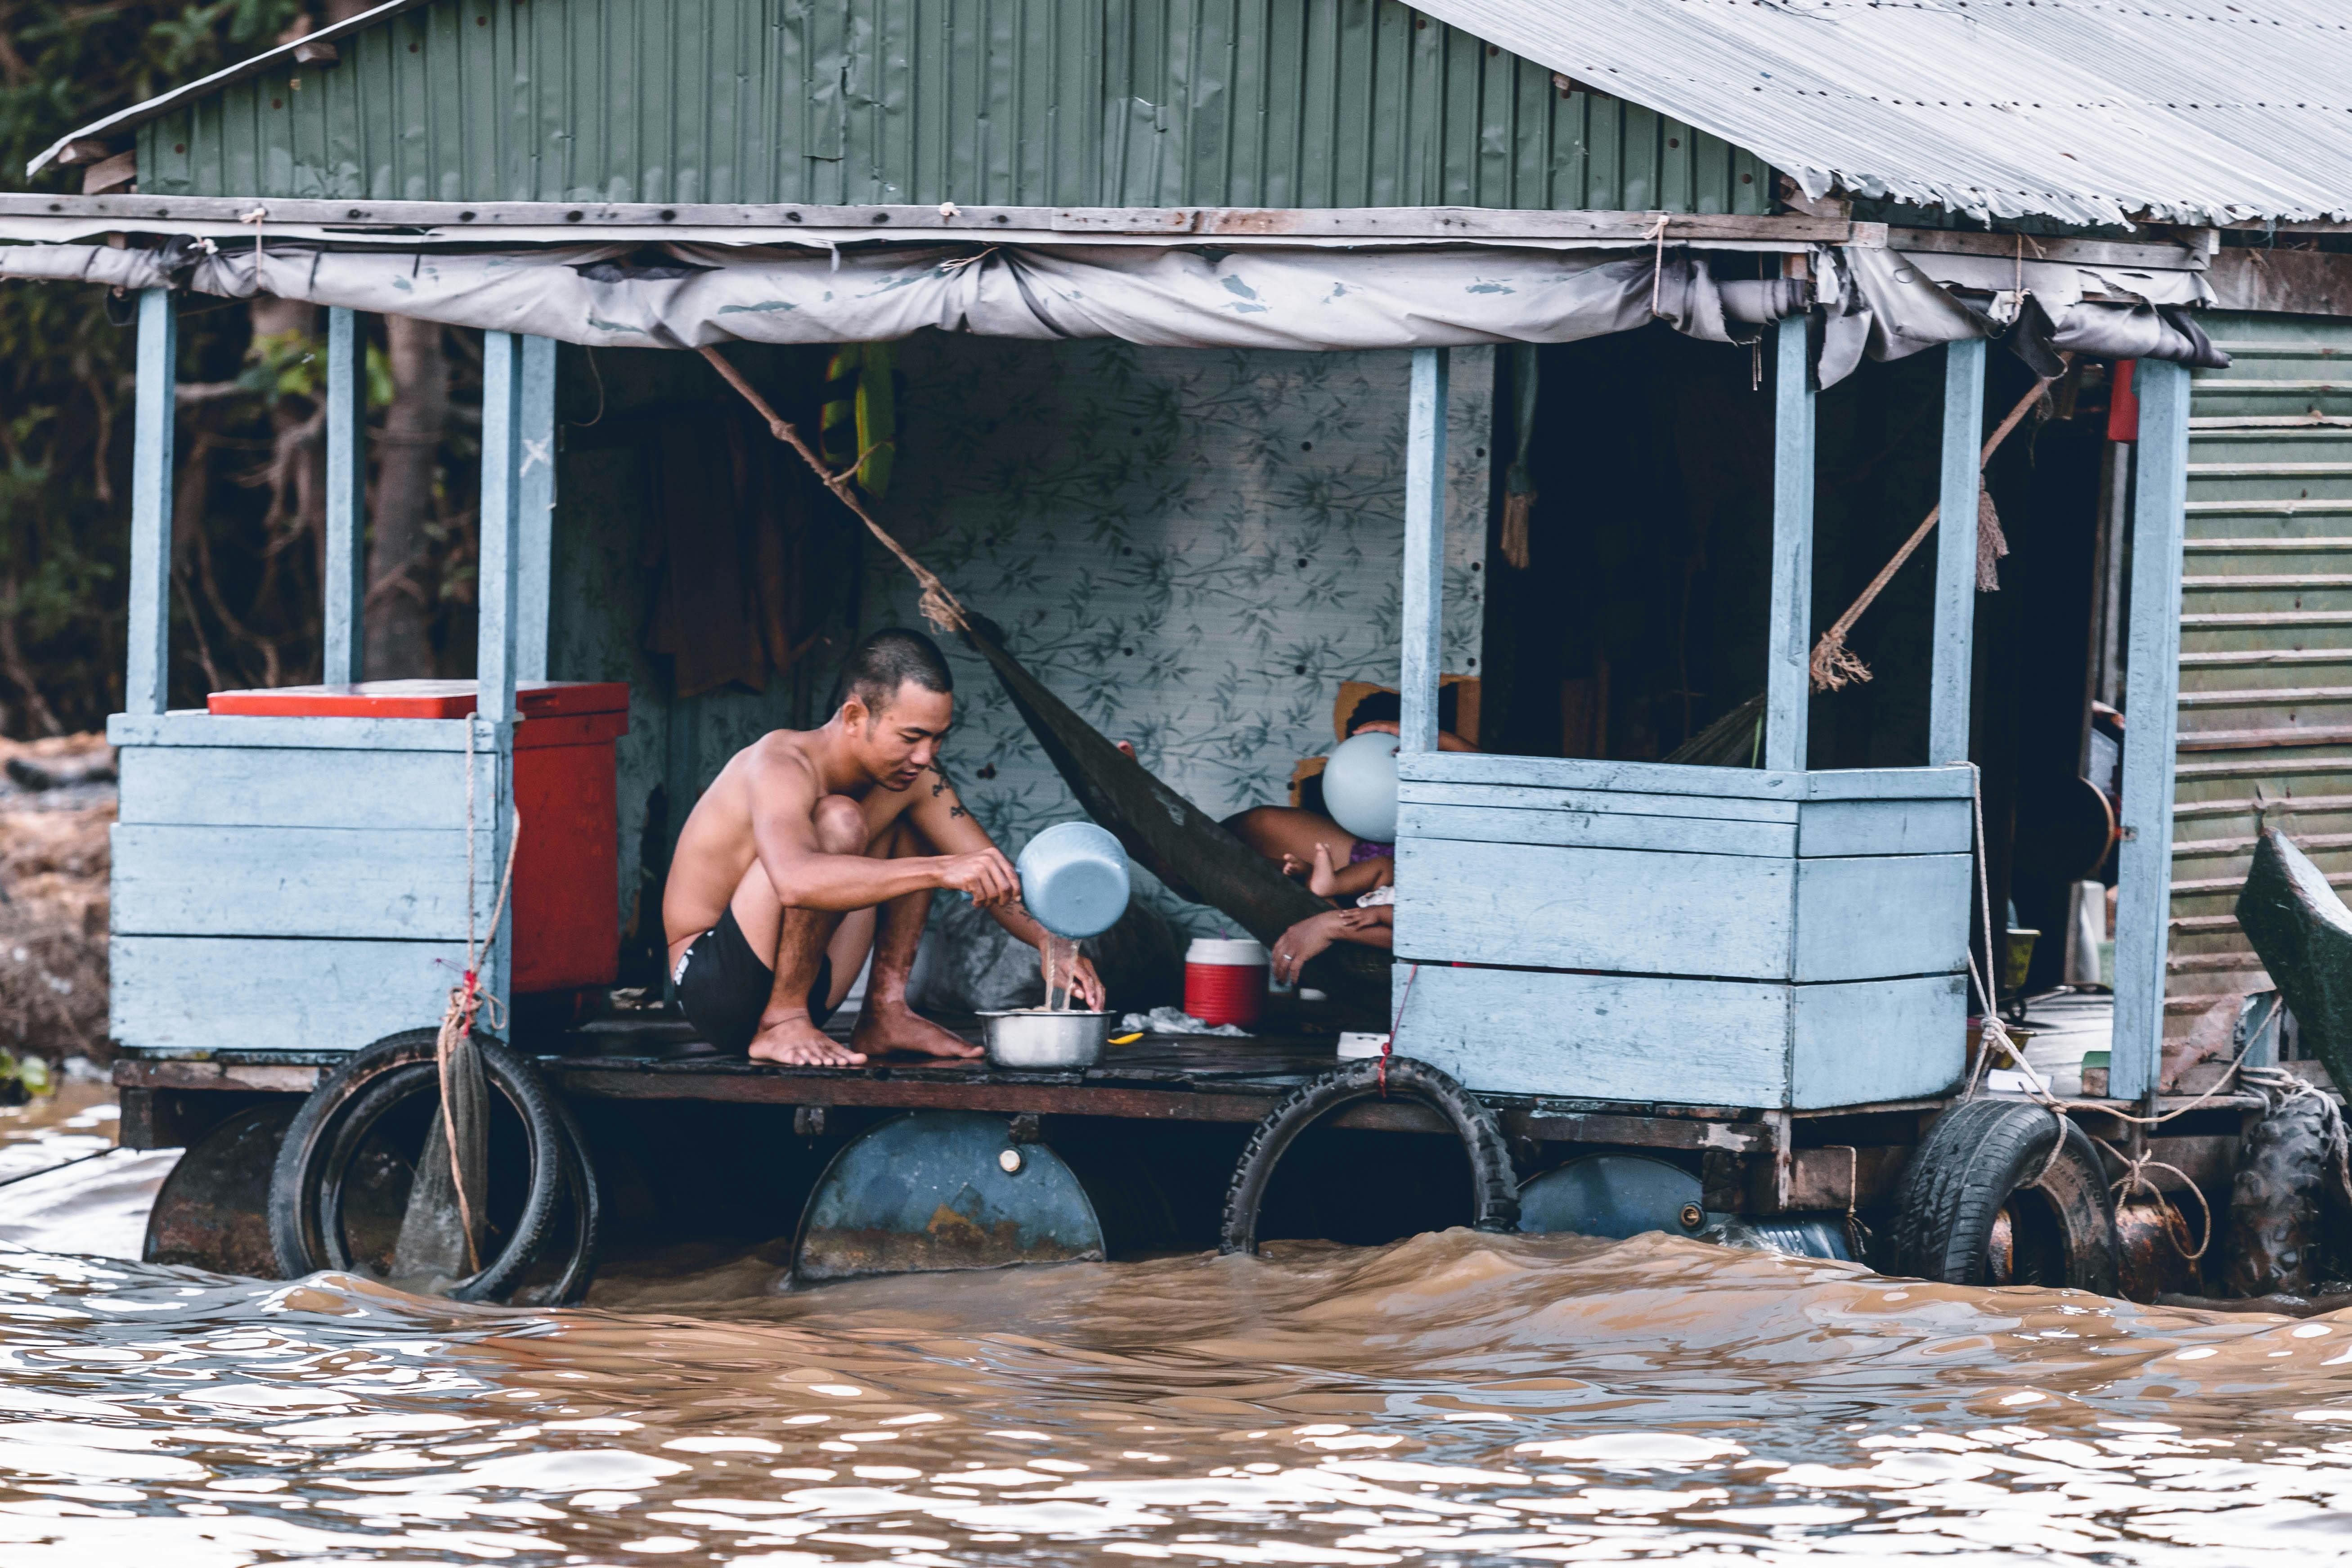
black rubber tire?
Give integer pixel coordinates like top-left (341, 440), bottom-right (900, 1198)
top-left (1887, 1098), bottom-right (2120, 1294)
top-left (269, 1028), bottom-right (566, 1302)
top-left (1219, 1056), bottom-right (1518, 1255)
top-left (2225, 1092), bottom-right (2347, 1299)
top-left (522, 1092), bottom-right (606, 1308)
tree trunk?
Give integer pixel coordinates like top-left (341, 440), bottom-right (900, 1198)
top-left (367, 314), bottom-right (448, 679)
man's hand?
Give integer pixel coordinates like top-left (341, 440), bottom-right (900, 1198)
top-left (1043, 948), bottom-right (1107, 1011)
top-left (938, 847), bottom-right (1020, 908)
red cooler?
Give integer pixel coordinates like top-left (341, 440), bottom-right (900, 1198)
top-left (206, 679), bottom-right (631, 994)
top-left (1184, 936), bottom-right (1268, 1028)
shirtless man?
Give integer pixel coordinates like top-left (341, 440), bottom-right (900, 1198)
top-left (664, 628), bottom-right (1104, 1066)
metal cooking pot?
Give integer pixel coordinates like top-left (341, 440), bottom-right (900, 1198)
top-left (978, 1009), bottom-right (1112, 1069)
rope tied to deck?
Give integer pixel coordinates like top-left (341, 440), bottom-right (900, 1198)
top-left (432, 714), bottom-right (523, 1274)
top-left (1808, 360), bottom-right (2063, 694)
top-left (1380, 963), bottom-right (1422, 1098)
top-left (696, 345), bottom-right (969, 635)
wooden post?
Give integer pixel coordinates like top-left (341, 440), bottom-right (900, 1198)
top-left (475, 330), bottom-right (525, 1029)
top-left (1763, 317), bottom-right (1814, 773)
top-left (323, 307), bottom-right (367, 686)
top-left (516, 335), bottom-right (557, 683)
top-left (2112, 357), bottom-right (2191, 1105)
top-left (477, 331), bottom-right (522, 726)
top-left (1400, 347), bottom-right (1449, 755)
top-left (1930, 337), bottom-right (1985, 766)
top-left (126, 288), bottom-right (177, 715)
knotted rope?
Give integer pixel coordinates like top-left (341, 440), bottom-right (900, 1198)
top-left (2092, 1130), bottom-right (2214, 1261)
top-left (433, 714), bottom-right (523, 1274)
top-left (696, 345), bottom-right (969, 634)
top-left (1809, 360), bottom-right (2064, 693)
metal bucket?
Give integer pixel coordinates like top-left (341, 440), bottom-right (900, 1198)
top-left (979, 1010), bottom-right (1112, 1069)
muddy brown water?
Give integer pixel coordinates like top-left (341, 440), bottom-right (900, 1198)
top-left (0, 1088), bottom-right (2349, 1564)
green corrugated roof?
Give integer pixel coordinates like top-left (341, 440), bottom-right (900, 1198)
top-left (111, 0), bottom-right (1769, 212)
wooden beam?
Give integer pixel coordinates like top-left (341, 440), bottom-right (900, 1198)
top-left (476, 330), bottom-right (523, 1031)
top-left (0, 193), bottom-right (1874, 246)
top-left (516, 336), bottom-right (557, 683)
top-left (2113, 358), bottom-right (2192, 1105)
top-left (1400, 347), bottom-right (1449, 755)
top-left (1887, 225), bottom-right (2209, 272)
top-left (126, 288), bottom-right (175, 717)
top-left (1930, 337), bottom-right (1985, 765)
top-left (322, 306), bottom-right (365, 685)
top-left (476, 331), bottom-right (522, 726)
top-left (1764, 317), bottom-right (1815, 773)
top-left (81, 151), bottom-right (136, 197)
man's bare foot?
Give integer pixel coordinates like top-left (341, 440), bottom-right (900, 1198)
top-left (852, 1002), bottom-right (984, 1060)
top-left (748, 1013), bottom-right (868, 1066)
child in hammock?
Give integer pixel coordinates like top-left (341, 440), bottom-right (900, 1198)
top-left (1222, 687), bottom-right (1475, 903)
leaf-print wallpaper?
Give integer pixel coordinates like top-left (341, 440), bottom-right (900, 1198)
top-left (863, 336), bottom-right (1495, 935)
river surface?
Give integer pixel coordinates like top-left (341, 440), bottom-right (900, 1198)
top-left (0, 1089), bottom-right (2349, 1564)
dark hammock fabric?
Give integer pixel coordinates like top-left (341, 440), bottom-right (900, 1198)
top-left (960, 614), bottom-right (1391, 1012)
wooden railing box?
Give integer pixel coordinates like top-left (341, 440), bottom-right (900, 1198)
top-left (1389, 753), bottom-right (1973, 1110)
top-left (108, 680), bottom-right (627, 1056)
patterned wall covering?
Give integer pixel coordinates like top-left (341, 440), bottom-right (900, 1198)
top-left (552, 335), bottom-right (1493, 943)
top-left (863, 336), bottom-right (1494, 935)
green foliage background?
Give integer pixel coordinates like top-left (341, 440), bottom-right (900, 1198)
top-left (0, 0), bottom-right (310, 732)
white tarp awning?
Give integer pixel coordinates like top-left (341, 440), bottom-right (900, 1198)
top-left (0, 238), bottom-right (2224, 382)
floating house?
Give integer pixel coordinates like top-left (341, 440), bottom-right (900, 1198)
top-left (6, 0), bottom-right (2352, 1298)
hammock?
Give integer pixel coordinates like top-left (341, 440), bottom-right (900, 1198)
top-left (959, 612), bottom-right (1390, 1008)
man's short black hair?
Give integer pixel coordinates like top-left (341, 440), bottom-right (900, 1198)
top-left (840, 628), bottom-right (954, 714)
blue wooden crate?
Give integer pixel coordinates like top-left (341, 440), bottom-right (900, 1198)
top-left (1389, 752), bottom-right (1973, 1110)
top-left (108, 711), bottom-right (501, 1056)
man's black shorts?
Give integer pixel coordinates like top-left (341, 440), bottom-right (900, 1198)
top-left (673, 906), bottom-right (835, 1055)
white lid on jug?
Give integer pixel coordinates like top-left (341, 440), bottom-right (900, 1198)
top-left (1186, 936), bottom-right (1268, 966)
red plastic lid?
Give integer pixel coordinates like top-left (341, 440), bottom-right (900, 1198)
top-left (207, 679), bottom-right (630, 719)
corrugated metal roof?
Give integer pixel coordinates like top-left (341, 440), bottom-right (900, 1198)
top-left (38, 0), bottom-right (2352, 226)
top-left (36, 0), bottom-right (1769, 215)
top-left (1407, 0), bottom-right (2352, 226)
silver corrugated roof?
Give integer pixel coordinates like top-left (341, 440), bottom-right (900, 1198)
top-left (1412, 0), bottom-right (2352, 226)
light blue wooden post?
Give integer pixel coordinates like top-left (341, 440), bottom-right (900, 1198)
top-left (2112, 358), bottom-right (2191, 1105)
top-left (323, 307), bottom-right (366, 686)
top-left (1930, 337), bottom-right (1986, 765)
top-left (126, 289), bottom-right (177, 715)
top-left (475, 330), bottom-right (525, 1029)
top-left (478, 332), bottom-right (523, 726)
top-left (516, 335), bottom-right (557, 683)
top-left (1763, 318), bottom-right (1815, 773)
top-left (1400, 348), bottom-right (1450, 754)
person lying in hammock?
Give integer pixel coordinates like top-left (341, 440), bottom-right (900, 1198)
top-left (664, 627), bottom-right (1104, 1066)
top-left (1222, 687), bottom-right (1477, 901)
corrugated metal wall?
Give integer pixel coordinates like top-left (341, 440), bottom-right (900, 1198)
top-left (134, 0), bottom-right (1770, 211)
top-left (2168, 312), bottom-right (2352, 1033)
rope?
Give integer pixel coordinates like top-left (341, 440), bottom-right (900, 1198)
top-left (1809, 361), bottom-right (2068, 693)
top-left (1382, 962), bottom-right (1422, 1099)
top-left (238, 205), bottom-right (267, 265)
top-left (2092, 1130), bottom-right (2214, 1262)
top-left (696, 345), bottom-right (969, 634)
top-left (1645, 212), bottom-right (1670, 320)
top-left (1824, 1143), bottom-right (1872, 1260)
top-left (435, 714), bottom-right (523, 1273)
